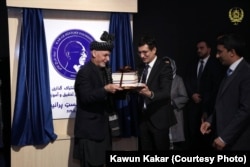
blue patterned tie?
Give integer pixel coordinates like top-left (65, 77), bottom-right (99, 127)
top-left (227, 68), bottom-right (232, 77)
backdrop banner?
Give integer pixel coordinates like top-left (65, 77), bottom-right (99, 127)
top-left (44, 17), bottom-right (109, 119)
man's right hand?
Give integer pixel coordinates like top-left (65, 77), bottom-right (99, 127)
top-left (200, 121), bottom-right (211, 135)
top-left (104, 84), bottom-right (123, 94)
top-left (192, 93), bottom-right (202, 103)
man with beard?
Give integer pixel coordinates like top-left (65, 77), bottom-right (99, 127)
top-left (184, 39), bottom-right (225, 150)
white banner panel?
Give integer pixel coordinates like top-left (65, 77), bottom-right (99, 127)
top-left (44, 18), bottom-right (109, 119)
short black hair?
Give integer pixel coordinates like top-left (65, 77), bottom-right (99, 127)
top-left (138, 35), bottom-right (157, 50)
top-left (196, 38), bottom-right (212, 48)
top-left (217, 33), bottom-right (246, 57)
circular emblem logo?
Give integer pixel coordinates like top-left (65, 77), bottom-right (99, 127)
top-left (51, 29), bottom-right (95, 79)
top-left (228, 7), bottom-right (244, 25)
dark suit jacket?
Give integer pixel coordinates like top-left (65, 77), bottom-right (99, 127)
top-left (185, 55), bottom-right (225, 116)
top-left (74, 61), bottom-right (109, 141)
top-left (208, 59), bottom-right (250, 150)
top-left (139, 57), bottom-right (177, 129)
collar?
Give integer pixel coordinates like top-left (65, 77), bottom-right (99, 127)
top-left (200, 55), bottom-right (210, 64)
top-left (229, 57), bottom-right (243, 71)
top-left (148, 56), bottom-right (157, 68)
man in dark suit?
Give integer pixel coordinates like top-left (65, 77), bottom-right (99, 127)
top-left (184, 39), bottom-right (225, 150)
top-left (73, 31), bottom-right (123, 167)
top-left (201, 33), bottom-right (250, 151)
top-left (136, 35), bottom-right (176, 150)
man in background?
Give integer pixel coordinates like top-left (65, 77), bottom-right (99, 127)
top-left (184, 39), bottom-right (225, 150)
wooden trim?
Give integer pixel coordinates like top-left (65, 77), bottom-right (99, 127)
top-left (7, 0), bottom-right (138, 13)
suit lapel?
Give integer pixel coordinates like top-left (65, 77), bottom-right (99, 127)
top-left (200, 56), bottom-right (213, 78)
top-left (147, 58), bottom-right (161, 85)
top-left (218, 74), bottom-right (235, 96)
top-left (218, 60), bottom-right (245, 96)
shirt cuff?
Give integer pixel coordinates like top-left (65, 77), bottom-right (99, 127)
top-left (218, 137), bottom-right (226, 144)
top-left (150, 91), bottom-right (154, 99)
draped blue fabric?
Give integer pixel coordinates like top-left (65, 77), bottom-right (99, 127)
top-left (109, 13), bottom-right (139, 137)
top-left (11, 9), bottom-right (57, 146)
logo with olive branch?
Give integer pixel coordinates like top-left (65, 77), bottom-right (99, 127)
top-left (229, 7), bottom-right (244, 25)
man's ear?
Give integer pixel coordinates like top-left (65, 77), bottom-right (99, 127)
top-left (152, 47), bottom-right (157, 54)
top-left (91, 50), bottom-right (96, 58)
top-left (231, 49), bottom-right (236, 55)
top-left (229, 49), bottom-right (236, 57)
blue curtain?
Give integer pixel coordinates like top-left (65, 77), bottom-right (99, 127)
top-left (109, 13), bottom-right (139, 137)
top-left (11, 9), bottom-right (57, 146)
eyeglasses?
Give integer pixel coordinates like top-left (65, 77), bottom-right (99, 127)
top-left (138, 50), bottom-right (150, 55)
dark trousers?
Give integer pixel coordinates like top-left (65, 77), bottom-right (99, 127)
top-left (74, 115), bottom-right (111, 167)
top-left (186, 103), bottom-right (213, 150)
top-left (139, 115), bottom-right (170, 151)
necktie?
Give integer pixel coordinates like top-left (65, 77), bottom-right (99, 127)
top-left (140, 64), bottom-right (149, 110)
top-left (197, 60), bottom-right (204, 90)
top-left (227, 68), bottom-right (233, 77)
top-left (141, 64), bottom-right (149, 83)
top-left (197, 60), bottom-right (204, 81)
